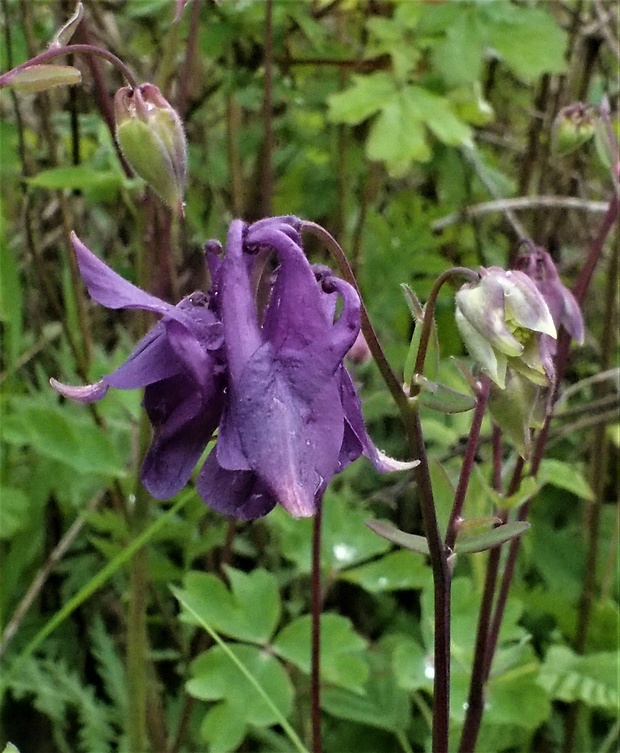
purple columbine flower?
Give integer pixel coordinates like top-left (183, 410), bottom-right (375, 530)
top-left (514, 245), bottom-right (584, 357)
top-left (52, 220), bottom-right (412, 520)
top-left (197, 217), bottom-right (415, 519)
top-left (51, 233), bottom-right (226, 499)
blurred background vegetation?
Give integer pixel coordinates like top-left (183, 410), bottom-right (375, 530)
top-left (0, 1), bottom-right (618, 752)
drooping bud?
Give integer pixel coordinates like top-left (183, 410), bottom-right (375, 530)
top-left (551, 103), bottom-right (595, 157)
top-left (455, 267), bottom-right (556, 389)
top-left (1, 64), bottom-right (81, 92)
top-left (515, 245), bottom-right (584, 357)
top-left (114, 83), bottom-right (187, 216)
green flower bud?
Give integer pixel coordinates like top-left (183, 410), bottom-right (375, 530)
top-left (2, 64), bottom-right (81, 92)
top-left (115, 84), bottom-right (187, 216)
top-left (455, 268), bottom-right (556, 389)
top-left (552, 104), bottom-right (595, 157)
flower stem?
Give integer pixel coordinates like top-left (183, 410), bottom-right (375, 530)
top-left (0, 42), bottom-right (139, 89)
top-left (445, 377), bottom-right (490, 551)
top-left (310, 499), bottom-right (323, 753)
top-left (410, 267), bottom-right (478, 394)
top-left (127, 415), bottom-right (152, 753)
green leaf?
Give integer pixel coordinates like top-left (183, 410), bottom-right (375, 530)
top-left (327, 72), bottom-right (396, 125)
top-left (179, 567), bottom-right (281, 644)
top-left (481, 669), bottom-right (551, 729)
top-left (483, 3), bottom-right (567, 83)
top-left (321, 652), bottom-right (410, 732)
top-left (454, 521), bottom-right (530, 554)
top-left (188, 644), bottom-right (295, 751)
top-left (391, 636), bottom-right (432, 693)
top-left (414, 376), bottom-right (476, 414)
top-left (365, 519), bottom-right (429, 556)
top-left (502, 476), bottom-right (542, 511)
top-left (367, 91), bottom-right (431, 174)
top-left (432, 8), bottom-right (484, 85)
top-left (323, 488), bottom-right (391, 570)
top-left (429, 458), bottom-right (455, 535)
top-left (273, 613), bottom-right (369, 693)
top-left (0, 228), bottom-right (23, 368)
top-left (538, 646), bottom-right (619, 711)
top-left (267, 487), bottom-right (390, 574)
top-left (406, 85), bottom-right (472, 147)
top-left (2, 744), bottom-right (20, 753)
top-left (2, 402), bottom-right (127, 478)
top-left (537, 459), bottom-right (594, 501)
top-left (340, 550), bottom-right (430, 593)
top-left (26, 166), bottom-right (123, 193)
top-left (0, 487), bottom-right (30, 539)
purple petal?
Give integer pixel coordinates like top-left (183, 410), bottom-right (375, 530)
top-left (164, 319), bottom-right (215, 389)
top-left (50, 377), bottom-right (109, 403)
top-left (338, 368), bottom-right (418, 472)
top-left (105, 324), bottom-right (182, 389)
top-left (277, 274), bottom-right (361, 403)
top-left (233, 341), bottom-right (344, 517)
top-left (246, 224), bottom-right (328, 351)
top-left (197, 451), bottom-right (277, 520)
top-left (559, 286), bottom-right (584, 343)
top-left (141, 371), bottom-right (224, 498)
top-left (216, 403), bottom-right (252, 471)
top-left (72, 233), bottom-right (174, 316)
top-left (221, 220), bottom-right (262, 382)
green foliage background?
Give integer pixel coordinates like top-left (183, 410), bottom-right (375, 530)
top-left (0, 1), bottom-right (618, 752)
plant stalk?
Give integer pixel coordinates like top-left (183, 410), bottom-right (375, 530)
top-left (310, 500), bottom-right (324, 753)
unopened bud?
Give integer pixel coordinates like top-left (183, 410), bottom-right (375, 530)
top-left (552, 104), bottom-right (595, 157)
top-left (455, 268), bottom-right (556, 389)
top-left (1, 64), bottom-right (81, 92)
top-left (115, 83), bottom-right (187, 216)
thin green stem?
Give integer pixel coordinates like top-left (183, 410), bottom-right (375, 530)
top-left (0, 43), bottom-right (139, 89)
top-left (396, 730), bottom-right (414, 753)
top-left (445, 377), bottom-right (491, 551)
top-left (310, 501), bottom-right (324, 753)
top-left (127, 414), bottom-right (153, 753)
top-left (410, 267), bottom-right (479, 395)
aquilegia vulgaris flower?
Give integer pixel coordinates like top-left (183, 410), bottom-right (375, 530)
top-left (455, 266), bottom-right (557, 389)
top-left (52, 217), bottom-right (413, 519)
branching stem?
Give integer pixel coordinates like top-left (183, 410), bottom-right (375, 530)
top-left (0, 42), bottom-right (139, 89)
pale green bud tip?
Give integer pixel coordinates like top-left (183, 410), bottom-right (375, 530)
top-left (552, 103), bottom-right (595, 157)
top-left (2, 64), bottom-right (81, 92)
top-left (114, 83), bottom-right (187, 217)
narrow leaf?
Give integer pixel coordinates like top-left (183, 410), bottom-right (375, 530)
top-left (365, 519), bottom-right (429, 556)
top-left (454, 521), bottom-right (530, 554)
